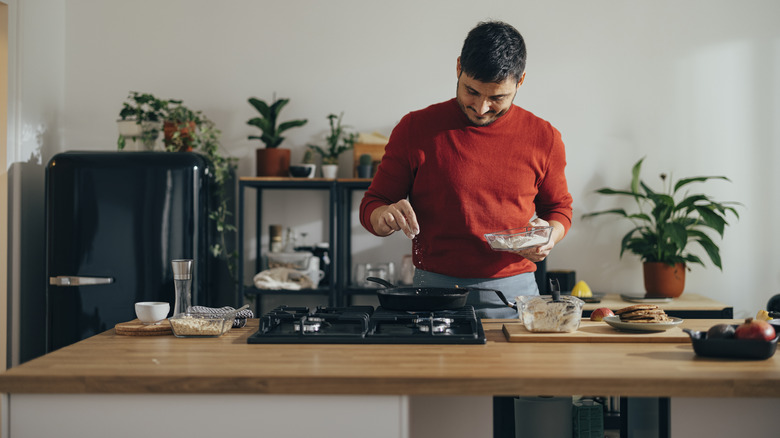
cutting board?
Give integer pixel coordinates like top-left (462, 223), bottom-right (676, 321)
top-left (502, 320), bottom-right (688, 343)
top-left (115, 319), bottom-right (172, 336)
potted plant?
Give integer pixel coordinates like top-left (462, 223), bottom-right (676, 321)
top-left (308, 112), bottom-right (358, 179)
top-left (116, 92), bottom-right (238, 285)
top-left (289, 148), bottom-right (316, 178)
top-left (116, 92), bottom-right (172, 151)
top-left (357, 153), bottom-right (373, 178)
top-left (166, 102), bottom-right (238, 276)
top-left (163, 103), bottom-right (201, 152)
top-left (582, 157), bottom-right (740, 297)
top-left (247, 96), bottom-right (308, 177)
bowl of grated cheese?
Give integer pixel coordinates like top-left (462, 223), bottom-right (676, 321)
top-left (168, 313), bottom-right (233, 338)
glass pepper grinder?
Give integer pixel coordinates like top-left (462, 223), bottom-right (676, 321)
top-left (171, 259), bottom-right (194, 316)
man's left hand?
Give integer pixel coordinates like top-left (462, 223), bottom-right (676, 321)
top-left (513, 218), bottom-right (564, 262)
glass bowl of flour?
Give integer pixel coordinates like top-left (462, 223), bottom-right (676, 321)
top-left (484, 226), bottom-right (552, 251)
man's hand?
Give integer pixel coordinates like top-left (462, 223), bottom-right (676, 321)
top-left (513, 218), bottom-right (565, 262)
top-left (370, 200), bottom-right (420, 239)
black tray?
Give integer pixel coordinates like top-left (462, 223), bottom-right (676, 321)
top-left (684, 327), bottom-right (778, 360)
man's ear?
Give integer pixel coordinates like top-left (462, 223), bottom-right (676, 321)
top-left (517, 71), bottom-right (526, 89)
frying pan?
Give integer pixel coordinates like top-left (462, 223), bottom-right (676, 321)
top-left (366, 277), bottom-right (516, 311)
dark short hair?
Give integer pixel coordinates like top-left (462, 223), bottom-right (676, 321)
top-left (460, 21), bottom-right (526, 83)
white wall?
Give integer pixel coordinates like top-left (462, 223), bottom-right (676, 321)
top-left (12, 0), bottom-right (780, 319)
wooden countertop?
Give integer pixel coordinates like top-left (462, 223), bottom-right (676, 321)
top-left (1, 319), bottom-right (778, 398)
top-left (582, 293), bottom-right (732, 312)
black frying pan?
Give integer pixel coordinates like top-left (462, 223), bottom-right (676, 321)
top-left (366, 277), bottom-right (516, 311)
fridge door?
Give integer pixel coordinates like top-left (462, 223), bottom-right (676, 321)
top-left (45, 151), bottom-right (210, 352)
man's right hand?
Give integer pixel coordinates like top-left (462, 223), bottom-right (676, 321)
top-left (370, 200), bottom-right (420, 239)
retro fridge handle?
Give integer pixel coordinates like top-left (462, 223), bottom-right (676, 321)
top-left (49, 276), bottom-right (114, 286)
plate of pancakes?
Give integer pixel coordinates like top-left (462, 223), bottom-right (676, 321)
top-left (603, 304), bottom-right (683, 332)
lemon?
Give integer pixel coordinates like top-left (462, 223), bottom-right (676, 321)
top-left (571, 280), bottom-right (593, 298)
top-left (756, 309), bottom-right (772, 321)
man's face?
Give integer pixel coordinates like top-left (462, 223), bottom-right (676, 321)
top-left (456, 58), bottom-right (524, 126)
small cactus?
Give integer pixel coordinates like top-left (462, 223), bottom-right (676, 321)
top-left (302, 148), bottom-right (314, 164)
top-left (359, 154), bottom-right (373, 166)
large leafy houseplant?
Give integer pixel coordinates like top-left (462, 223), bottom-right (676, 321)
top-left (308, 112), bottom-right (358, 165)
top-left (247, 96), bottom-right (307, 176)
top-left (246, 96), bottom-right (308, 148)
top-left (583, 157), bottom-right (740, 271)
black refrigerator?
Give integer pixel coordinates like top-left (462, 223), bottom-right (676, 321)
top-left (45, 151), bottom-right (232, 352)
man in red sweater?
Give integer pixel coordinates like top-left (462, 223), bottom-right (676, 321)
top-left (360, 21), bottom-right (573, 318)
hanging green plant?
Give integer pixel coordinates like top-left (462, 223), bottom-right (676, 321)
top-left (116, 92), bottom-right (238, 282)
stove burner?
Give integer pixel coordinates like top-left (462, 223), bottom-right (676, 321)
top-left (249, 305), bottom-right (486, 345)
top-left (294, 317), bottom-right (330, 333)
top-left (415, 317), bottom-right (456, 333)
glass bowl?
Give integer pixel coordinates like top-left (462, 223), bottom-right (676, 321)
top-left (516, 295), bottom-right (584, 333)
top-left (484, 226), bottom-right (553, 251)
top-left (168, 312), bottom-right (233, 338)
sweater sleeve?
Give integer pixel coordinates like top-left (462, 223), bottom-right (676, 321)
top-left (535, 126), bottom-right (573, 235)
top-left (359, 114), bottom-right (416, 235)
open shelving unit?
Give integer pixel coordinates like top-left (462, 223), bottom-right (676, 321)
top-left (237, 177), bottom-right (377, 315)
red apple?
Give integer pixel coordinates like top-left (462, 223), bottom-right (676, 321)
top-left (590, 307), bottom-right (615, 321)
top-left (734, 318), bottom-right (776, 341)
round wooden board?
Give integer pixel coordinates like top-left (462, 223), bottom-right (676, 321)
top-left (115, 319), bottom-right (173, 336)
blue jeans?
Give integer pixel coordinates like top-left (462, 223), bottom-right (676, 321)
top-left (413, 269), bottom-right (539, 319)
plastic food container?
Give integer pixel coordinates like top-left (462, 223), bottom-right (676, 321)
top-left (168, 313), bottom-right (233, 338)
top-left (516, 295), bottom-right (584, 332)
top-left (484, 226), bottom-right (553, 251)
top-left (683, 328), bottom-right (778, 360)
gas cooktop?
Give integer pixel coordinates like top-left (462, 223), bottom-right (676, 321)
top-left (247, 305), bottom-right (486, 345)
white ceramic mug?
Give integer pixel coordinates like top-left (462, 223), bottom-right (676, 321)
top-left (304, 257), bottom-right (325, 288)
top-left (135, 301), bottom-right (170, 325)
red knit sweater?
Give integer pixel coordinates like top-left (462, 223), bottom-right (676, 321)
top-left (360, 98), bottom-right (573, 279)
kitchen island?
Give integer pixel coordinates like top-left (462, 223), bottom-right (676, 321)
top-left (1, 319), bottom-right (779, 437)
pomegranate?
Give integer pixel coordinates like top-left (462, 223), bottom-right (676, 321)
top-left (734, 318), bottom-right (776, 341)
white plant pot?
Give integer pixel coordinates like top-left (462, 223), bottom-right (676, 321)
top-left (117, 119), bottom-right (143, 137)
top-left (117, 120), bottom-right (162, 151)
top-left (321, 164), bottom-right (338, 179)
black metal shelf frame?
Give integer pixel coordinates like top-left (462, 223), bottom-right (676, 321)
top-left (238, 178), bottom-right (372, 314)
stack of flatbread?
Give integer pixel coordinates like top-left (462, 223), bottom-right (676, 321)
top-left (615, 304), bottom-right (670, 323)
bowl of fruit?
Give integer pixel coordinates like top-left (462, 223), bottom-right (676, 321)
top-left (683, 318), bottom-right (778, 360)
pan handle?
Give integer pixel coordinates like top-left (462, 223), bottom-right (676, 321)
top-left (493, 290), bottom-right (517, 311)
top-left (468, 287), bottom-right (517, 311)
top-left (366, 277), bottom-right (396, 288)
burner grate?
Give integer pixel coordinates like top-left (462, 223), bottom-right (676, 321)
top-left (249, 305), bottom-right (486, 345)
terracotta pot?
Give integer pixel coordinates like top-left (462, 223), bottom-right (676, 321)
top-left (643, 262), bottom-right (686, 298)
top-left (163, 120), bottom-right (196, 152)
top-left (256, 148), bottom-right (291, 177)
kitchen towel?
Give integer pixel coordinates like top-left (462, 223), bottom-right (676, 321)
top-left (253, 267), bottom-right (315, 290)
top-left (190, 306), bottom-right (254, 328)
